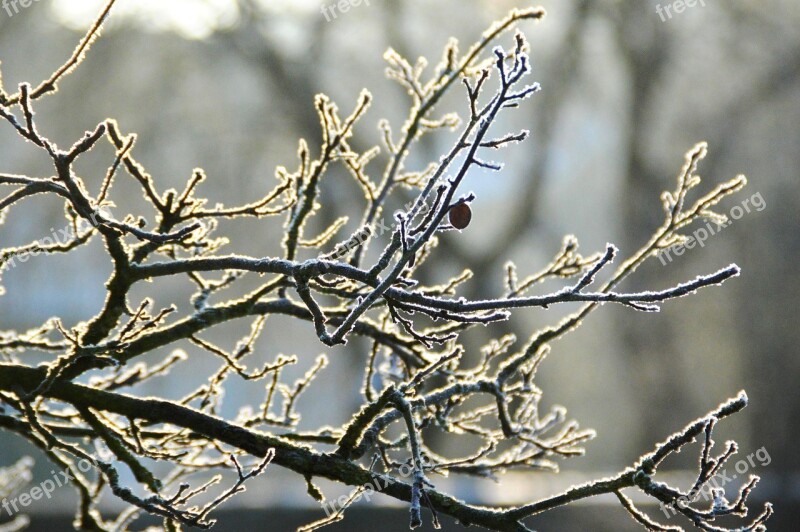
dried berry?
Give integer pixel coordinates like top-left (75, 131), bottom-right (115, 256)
top-left (448, 203), bottom-right (472, 230)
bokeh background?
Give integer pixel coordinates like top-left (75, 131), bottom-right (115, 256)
top-left (0, 0), bottom-right (798, 530)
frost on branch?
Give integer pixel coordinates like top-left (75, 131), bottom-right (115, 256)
top-left (0, 2), bottom-right (769, 531)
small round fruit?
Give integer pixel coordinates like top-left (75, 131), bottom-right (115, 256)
top-left (448, 203), bottom-right (472, 230)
